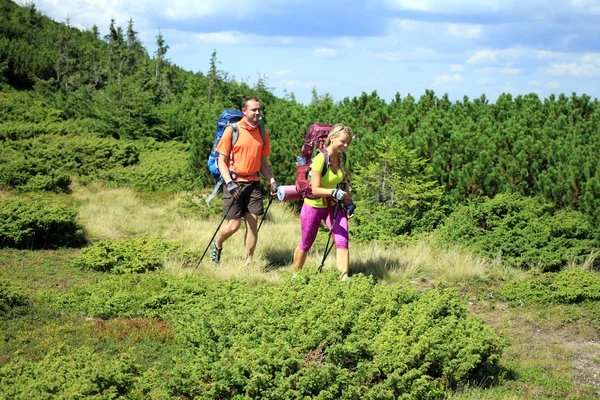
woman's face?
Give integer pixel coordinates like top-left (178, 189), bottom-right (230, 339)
top-left (333, 132), bottom-right (351, 153)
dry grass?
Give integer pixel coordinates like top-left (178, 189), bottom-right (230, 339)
top-left (72, 182), bottom-right (517, 284)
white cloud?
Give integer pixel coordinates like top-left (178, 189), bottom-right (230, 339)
top-left (336, 37), bottom-right (357, 48)
top-left (274, 70), bottom-right (291, 77)
top-left (163, 0), bottom-right (221, 19)
top-left (571, 0), bottom-right (600, 14)
top-left (546, 81), bottom-right (561, 88)
top-left (548, 62), bottom-right (600, 78)
top-left (536, 50), bottom-right (565, 59)
top-left (380, 0), bottom-right (523, 13)
top-left (467, 50), bottom-right (498, 65)
top-left (476, 77), bottom-right (492, 85)
top-left (582, 53), bottom-right (600, 64)
top-left (389, 19), bottom-right (418, 30)
top-left (529, 80), bottom-right (542, 86)
top-left (196, 31), bottom-right (243, 45)
top-left (446, 24), bottom-right (483, 39)
top-left (449, 64), bottom-right (464, 72)
top-left (500, 68), bottom-right (520, 75)
top-left (314, 48), bottom-right (337, 57)
top-left (194, 31), bottom-right (293, 46)
top-left (432, 73), bottom-right (463, 87)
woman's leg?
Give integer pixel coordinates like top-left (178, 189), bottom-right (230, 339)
top-left (336, 248), bottom-right (349, 279)
top-left (325, 208), bottom-right (350, 279)
top-left (294, 204), bottom-right (327, 270)
top-left (293, 246), bottom-right (308, 270)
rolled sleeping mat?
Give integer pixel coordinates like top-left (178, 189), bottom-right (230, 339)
top-left (277, 185), bottom-right (303, 201)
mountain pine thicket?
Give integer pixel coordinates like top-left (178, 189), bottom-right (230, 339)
top-left (1, 0), bottom-right (600, 268)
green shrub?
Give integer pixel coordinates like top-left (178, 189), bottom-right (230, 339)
top-left (99, 140), bottom-right (196, 192)
top-left (0, 279), bottom-right (28, 318)
top-left (352, 136), bottom-right (445, 242)
top-left (502, 269), bottom-right (600, 306)
top-left (73, 236), bottom-right (197, 274)
top-left (0, 134), bottom-right (139, 192)
top-left (0, 194), bottom-right (85, 249)
top-left (58, 272), bottom-right (507, 398)
top-left (0, 346), bottom-right (139, 399)
top-left (437, 193), bottom-right (598, 270)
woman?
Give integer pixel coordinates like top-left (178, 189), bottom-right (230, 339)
top-left (293, 123), bottom-right (355, 280)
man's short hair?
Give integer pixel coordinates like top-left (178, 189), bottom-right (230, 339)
top-left (241, 96), bottom-right (260, 110)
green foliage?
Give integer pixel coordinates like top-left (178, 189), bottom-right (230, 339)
top-left (73, 236), bottom-right (197, 274)
top-left (0, 194), bottom-right (84, 249)
top-left (55, 272), bottom-right (506, 398)
top-left (0, 279), bottom-right (28, 318)
top-left (437, 193), bottom-right (598, 270)
top-left (99, 139), bottom-right (196, 192)
top-left (0, 134), bottom-right (139, 192)
top-left (0, 346), bottom-right (139, 399)
top-left (502, 269), bottom-right (600, 306)
top-left (351, 136), bottom-right (445, 242)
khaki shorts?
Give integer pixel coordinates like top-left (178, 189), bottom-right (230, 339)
top-left (222, 181), bottom-right (264, 220)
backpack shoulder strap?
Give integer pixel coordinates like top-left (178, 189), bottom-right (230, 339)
top-left (258, 123), bottom-right (266, 149)
top-left (318, 147), bottom-right (330, 175)
top-left (231, 122), bottom-right (239, 146)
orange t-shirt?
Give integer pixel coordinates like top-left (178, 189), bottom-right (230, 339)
top-left (216, 121), bottom-right (270, 182)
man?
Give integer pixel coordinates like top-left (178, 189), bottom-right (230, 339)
top-left (210, 96), bottom-right (278, 264)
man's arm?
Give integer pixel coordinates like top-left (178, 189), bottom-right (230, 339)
top-left (218, 153), bottom-right (233, 183)
top-left (260, 156), bottom-right (275, 185)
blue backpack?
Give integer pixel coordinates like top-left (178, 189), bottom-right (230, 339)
top-left (206, 109), bottom-right (266, 204)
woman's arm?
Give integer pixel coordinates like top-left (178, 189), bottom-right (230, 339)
top-left (311, 168), bottom-right (350, 201)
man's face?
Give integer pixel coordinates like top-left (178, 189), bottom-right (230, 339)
top-left (242, 100), bottom-right (261, 125)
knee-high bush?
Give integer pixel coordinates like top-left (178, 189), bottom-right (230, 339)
top-left (0, 195), bottom-right (84, 249)
top-left (437, 193), bottom-right (598, 270)
top-left (73, 236), bottom-right (197, 274)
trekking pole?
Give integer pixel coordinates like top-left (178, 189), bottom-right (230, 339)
top-left (317, 200), bottom-right (342, 273)
top-left (194, 201), bottom-right (234, 271)
top-left (257, 194), bottom-right (274, 233)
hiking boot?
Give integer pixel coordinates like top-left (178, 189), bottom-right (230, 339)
top-left (209, 240), bottom-right (222, 265)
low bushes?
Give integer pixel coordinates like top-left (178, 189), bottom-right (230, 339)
top-left (0, 194), bottom-right (84, 249)
top-left (52, 272), bottom-right (506, 398)
top-left (73, 236), bottom-right (198, 274)
top-left (0, 279), bottom-right (28, 319)
top-left (0, 346), bottom-right (139, 399)
top-left (437, 193), bottom-right (598, 271)
top-left (98, 140), bottom-right (197, 192)
top-left (0, 134), bottom-right (139, 192)
top-left (502, 269), bottom-right (600, 306)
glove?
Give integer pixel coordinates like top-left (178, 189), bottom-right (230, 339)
top-left (226, 181), bottom-right (240, 196)
top-left (331, 188), bottom-right (346, 201)
top-left (270, 180), bottom-right (279, 194)
top-left (346, 201), bottom-right (356, 218)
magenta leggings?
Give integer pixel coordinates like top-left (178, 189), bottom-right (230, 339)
top-left (298, 202), bottom-right (348, 252)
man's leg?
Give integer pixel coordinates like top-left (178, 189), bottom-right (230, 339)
top-left (215, 219), bottom-right (241, 248)
top-left (212, 184), bottom-right (243, 264)
top-left (244, 182), bottom-right (265, 264)
top-left (244, 212), bottom-right (258, 263)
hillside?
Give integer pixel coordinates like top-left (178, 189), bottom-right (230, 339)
top-left (1, 0), bottom-right (600, 398)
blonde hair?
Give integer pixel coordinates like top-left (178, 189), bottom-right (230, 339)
top-left (325, 123), bottom-right (353, 147)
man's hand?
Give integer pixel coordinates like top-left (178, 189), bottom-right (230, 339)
top-left (226, 181), bottom-right (240, 199)
top-left (270, 180), bottom-right (279, 196)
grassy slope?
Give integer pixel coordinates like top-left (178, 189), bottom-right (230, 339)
top-left (1, 183), bottom-right (599, 398)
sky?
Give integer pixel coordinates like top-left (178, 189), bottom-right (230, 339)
top-left (28, 0), bottom-right (600, 105)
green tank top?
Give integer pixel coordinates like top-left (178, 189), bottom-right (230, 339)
top-left (304, 152), bottom-right (344, 208)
